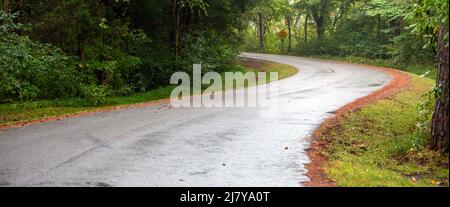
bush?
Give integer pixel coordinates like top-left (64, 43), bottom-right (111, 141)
top-left (76, 19), bottom-right (153, 96)
top-left (0, 12), bottom-right (79, 103)
top-left (80, 84), bottom-right (108, 105)
top-left (180, 30), bottom-right (239, 74)
top-left (388, 91), bottom-right (434, 159)
top-left (412, 90), bottom-right (435, 150)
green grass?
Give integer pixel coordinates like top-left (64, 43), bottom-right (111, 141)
top-left (0, 86), bottom-right (176, 125)
top-left (0, 61), bottom-right (298, 126)
top-left (321, 75), bottom-right (449, 187)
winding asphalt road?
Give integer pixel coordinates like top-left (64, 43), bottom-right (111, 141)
top-left (0, 53), bottom-right (391, 187)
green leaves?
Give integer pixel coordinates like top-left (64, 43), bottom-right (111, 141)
top-left (407, 0), bottom-right (449, 45)
top-left (0, 12), bottom-right (78, 103)
top-left (180, 0), bottom-right (209, 16)
top-left (0, 11), bottom-right (30, 34)
top-left (180, 30), bottom-right (239, 73)
top-left (80, 84), bottom-right (108, 105)
top-left (0, 10), bottom-right (151, 103)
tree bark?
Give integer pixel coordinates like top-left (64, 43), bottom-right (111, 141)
top-left (287, 17), bottom-right (292, 52)
top-left (377, 14), bottom-right (381, 42)
top-left (304, 13), bottom-right (308, 43)
top-left (430, 26), bottom-right (449, 154)
top-left (310, 0), bottom-right (329, 41)
top-left (172, 0), bottom-right (180, 60)
top-left (2, 0), bottom-right (9, 13)
top-left (258, 11), bottom-right (265, 50)
top-left (77, 30), bottom-right (87, 61)
top-left (315, 18), bottom-right (325, 40)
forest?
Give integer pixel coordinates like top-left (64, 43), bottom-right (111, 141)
top-left (1, 0), bottom-right (447, 99)
top-left (0, 0), bottom-right (448, 186)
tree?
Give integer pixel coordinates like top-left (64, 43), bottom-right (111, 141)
top-left (292, 1), bottom-right (310, 45)
top-left (286, 17), bottom-right (292, 51)
top-left (2, 0), bottom-right (9, 13)
top-left (309, 0), bottom-right (332, 40)
top-left (304, 13), bottom-right (308, 43)
top-left (281, 0), bottom-right (293, 52)
top-left (171, 0), bottom-right (208, 60)
top-left (410, 0), bottom-right (449, 153)
top-left (431, 25), bottom-right (449, 153)
top-left (258, 11), bottom-right (265, 50)
top-left (2, 0), bottom-right (258, 103)
top-left (329, 0), bottom-right (354, 35)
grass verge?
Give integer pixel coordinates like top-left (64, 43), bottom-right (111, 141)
top-left (321, 74), bottom-right (448, 187)
top-left (0, 59), bottom-right (297, 127)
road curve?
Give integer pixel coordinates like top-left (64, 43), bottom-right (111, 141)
top-left (0, 53), bottom-right (391, 187)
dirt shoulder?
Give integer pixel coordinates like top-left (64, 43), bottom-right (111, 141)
top-left (302, 64), bottom-right (412, 187)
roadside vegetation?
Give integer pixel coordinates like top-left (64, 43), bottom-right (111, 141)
top-left (320, 75), bottom-right (448, 187)
top-left (242, 0), bottom-right (441, 80)
top-left (241, 0), bottom-right (448, 186)
top-left (0, 60), bottom-right (297, 126)
top-left (1, 1), bottom-right (249, 106)
top-left (0, 0), bottom-right (447, 187)
top-left (0, 0), bottom-right (296, 127)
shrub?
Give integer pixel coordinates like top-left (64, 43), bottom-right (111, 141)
top-left (412, 90), bottom-right (435, 150)
top-left (0, 12), bottom-right (79, 103)
top-left (80, 84), bottom-right (108, 106)
top-left (180, 30), bottom-right (239, 74)
top-left (388, 90), bottom-right (434, 159)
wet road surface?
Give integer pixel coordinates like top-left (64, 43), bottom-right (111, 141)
top-left (0, 53), bottom-right (391, 186)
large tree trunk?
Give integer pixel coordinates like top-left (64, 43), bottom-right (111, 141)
top-left (310, 0), bottom-right (330, 41)
top-left (258, 12), bottom-right (265, 50)
top-left (315, 18), bottom-right (325, 40)
top-left (430, 26), bottom-right (449, 154)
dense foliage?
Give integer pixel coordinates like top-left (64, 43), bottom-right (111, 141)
top-left (0, 0), bottom-right (255, 104)
top-left (3, 0), bottom-right (445, 103)
top-left (242, 0), bottom-right (445, 66)
top-left (240, 0), bottom-right (448, 153)
top-left (0, 12), bottom-right (79, 102)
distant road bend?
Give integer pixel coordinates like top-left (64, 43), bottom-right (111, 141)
top-left (0, 53), bottom-right (391, 187)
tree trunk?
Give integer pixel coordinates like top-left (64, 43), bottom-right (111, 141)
top-left (77, 31), bottom-right (87, 61)
top-left (258, 11), bottom-right (265, 50)
top-left (430, 26), bottom-right (449, 154)
top-left (377, 14), bottom-right (381, 42)
top-left (316, 18), bottom-right (325, 40)
top-left (2, 0), bottom-right (9, 13)
top-left (310, 0), bottom-right (329, 41)
top-left (304, 14), bottom-right (308, 43)
top-left (377, 14), bottom-right (382, 59)
top-left (172, 0), bottom-right (180, 60)
top-left (287, 17), bottom-right (292, 52)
